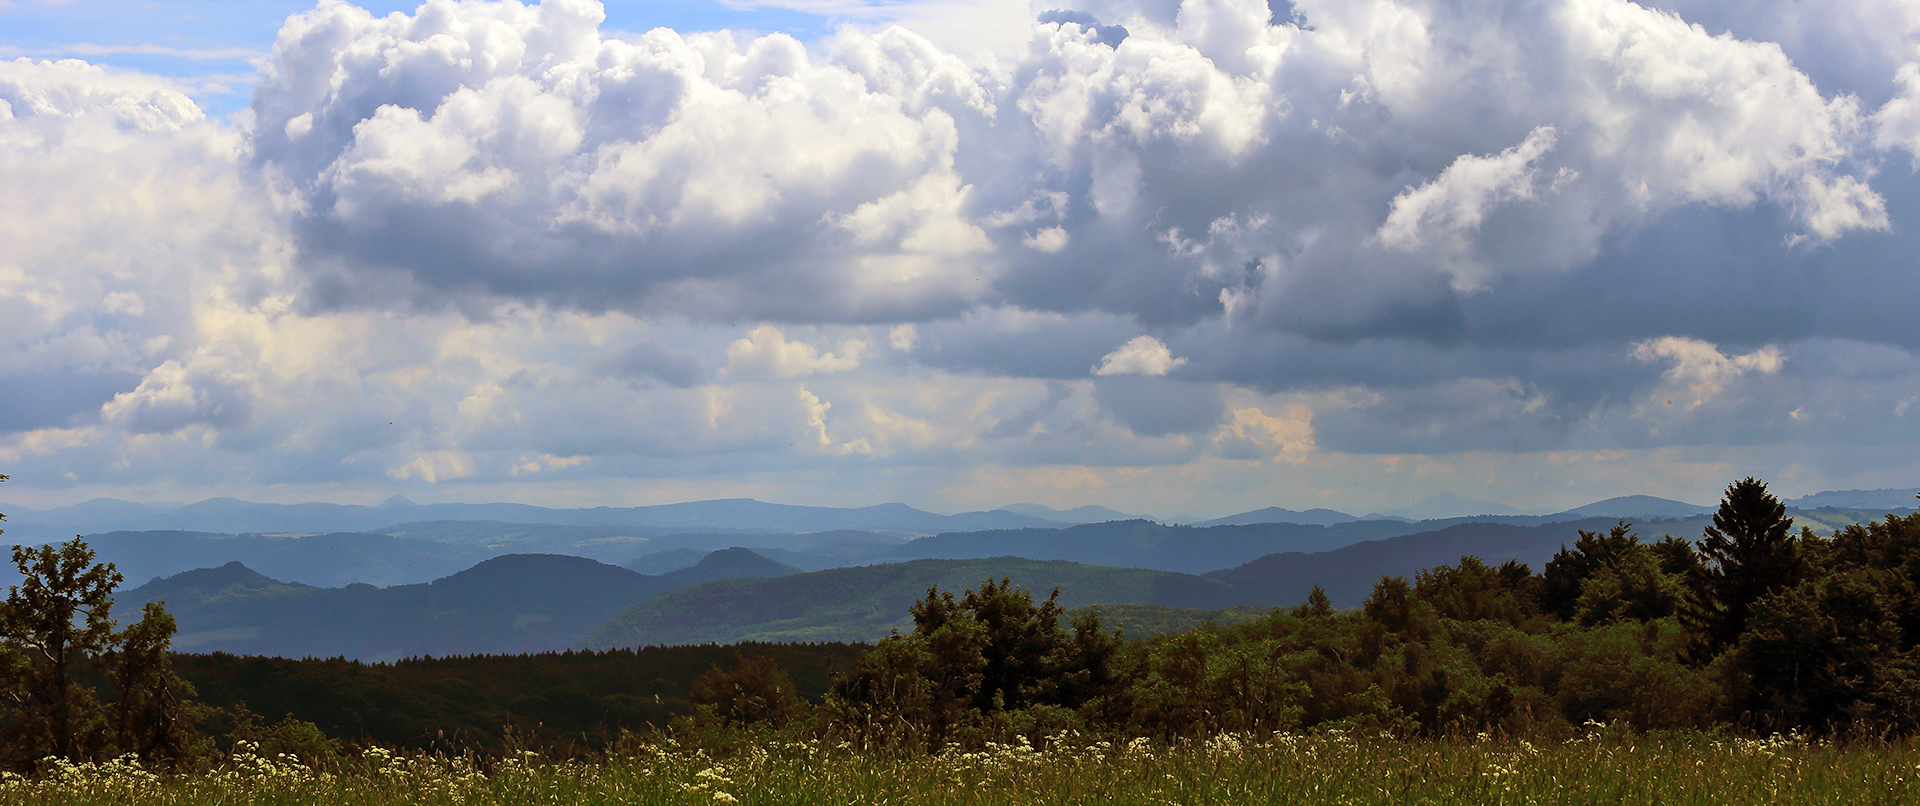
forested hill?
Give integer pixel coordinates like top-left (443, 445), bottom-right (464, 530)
top-left (580, 558), bottom-right (1242, 649)
top-left (1209, 516), bottom-right (1633, 607)
top-left (56, 530), bottom-right (496, 588)
top-left (878, 519), bottom-right (1415, 574)
top-left (122, 549), bottom-right (802, 662)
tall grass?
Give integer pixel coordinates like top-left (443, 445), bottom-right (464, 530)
top-left (4, 730), bottom-right (1913, 805)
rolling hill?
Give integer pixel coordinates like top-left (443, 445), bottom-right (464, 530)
top-left (1191, 507), bottom-right (1362, 527)
top-left (580, 557), bottom-right (1243, 649)
top-left (1546, 495), bottom-right (1711, 519)
top-left (1206, 517), bottom-right (1643, 608)
top-left (875, 519), bottom-right (1416, 574)
top-left (20, 530), bottom-right (495, 588)
top-left (121, 548), bottom-right (804, 661)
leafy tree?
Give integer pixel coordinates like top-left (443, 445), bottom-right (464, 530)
top-left (1035, 608), bottom-right (1126, 721)
top-left (1573, 547), bottom-right (1682, 626)
top-left (1541, 522), bottom-right (1643, 620)
top-left (832, 579), bottom-right (1127, 747)
top-left (689, 652), bottom-right (804, 727)
top-left (1, 538), bottom-right (122, 767)
top-left (0, 534), bottom-right (194, 770)
top-left (961, 578), bottom-right (1067, 712)
top-left (1683, 478), bottom-right (1804, 658)
top-left (110, 601), bottom-right (200, 760)
top-left (1415, 556), bottom-right (1537, 625)
top-left (1734, 571), bottom-right (1909, 731)
top-left (1363, 575), bottom-right (1432, 636)
top-left (1731, 511), bottom-right (1920, 732)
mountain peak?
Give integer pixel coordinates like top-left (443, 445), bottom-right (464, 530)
top-left (377, 494), bottom-right (418, 509)
top-left (662, 547), bottom-right (802, 584)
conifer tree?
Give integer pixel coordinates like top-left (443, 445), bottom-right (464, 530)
top-left (1683, 477), bottom-right (1803, 658)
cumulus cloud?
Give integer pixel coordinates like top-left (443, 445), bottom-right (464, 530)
top-left (99, 357), bottom-right (257, 434)
top-left (725, 325), bottom-right (866, 377)
top-left (1214, 403), bottom-right (1316, 464)
top-left (236, 0), bottom-right (1902, 346)
top-left (251, 0), bottom-right (997, 320)
top-left (7, 0), bottom-right (1920, 512)
top-left (1094, 335), bottom-right (1186, 376)
top-left (1633, 336), bottom-right (1785, 410)
top-left (1377, 127), bottom-right (1563, 287)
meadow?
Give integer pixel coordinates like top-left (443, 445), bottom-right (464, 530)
top-left (4, 729), bottom-right (1913, 806)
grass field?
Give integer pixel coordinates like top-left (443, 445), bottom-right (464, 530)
top-left (4, 730), bottom-right (1913, 805)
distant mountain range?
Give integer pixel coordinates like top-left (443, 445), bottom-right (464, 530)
top-left (0, 496), bottom-right (1063, 542)
top-left (1785, 488), bottom-right (1920, 509)
top-left (871, 519), bottom-right (1417, 575)
top-left (580, 557), bottom-right (1243, 648)
top-left (1208, 517), bottom-right (1643, 608)
top-left (68, 493), bottom-right (1919, 658)
top-left (6, 486), bottom-right (1913, 551)
top-left (1190, 507), bottom-right (1361, 527)
top-left (122, 548), bottom-right (803, 662)
top-left (1368, 492), bottom-right (1541, 521)
top-left (994, 503), bottom-right (1138, 524)
top-left (1545, 495), bottom-right (1712, 520)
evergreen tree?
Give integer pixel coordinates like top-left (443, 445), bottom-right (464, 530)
top-left (1683, 477), bottom-right (1804, 658)
top-left (1291, 585), bottom-right (1334, 619)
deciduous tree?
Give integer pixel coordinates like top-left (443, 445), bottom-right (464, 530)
top-left (0, 527), bottom-right (194, 770)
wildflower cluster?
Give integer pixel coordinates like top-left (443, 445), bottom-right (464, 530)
top-left (0, 730), bottom-right (1913, 805)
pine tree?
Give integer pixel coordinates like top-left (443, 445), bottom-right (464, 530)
top-left (1682, 477), bottom-right (1803, 658)
top-left (1291, 585), bottom-right (1334, 619)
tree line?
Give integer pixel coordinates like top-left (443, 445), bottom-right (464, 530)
top-left (710, 477), bottom-right (1920, 746)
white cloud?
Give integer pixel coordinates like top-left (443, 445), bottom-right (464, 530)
top-left (725, 325), bottom-right (865, 377)
top-left (253, 4), bottom-right (998, 320)
top-left (887, 324), bottom-right (918, 352)
top-left (1377, 127), bottom-right (1558, 251)
top-left (99, 357), bottom-right (257, 434)
top-left (4, 1), bottom-right (1920, 512)
top-left (1094, 336), bottom-right (1186, 376)
top-left (1214, 404), bottom-right (1316, 464)
top-left (1633, 336), bottom-right (1785, 410)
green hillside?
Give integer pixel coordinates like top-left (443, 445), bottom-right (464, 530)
top-left (580, 557), bottom-right (1240, 648)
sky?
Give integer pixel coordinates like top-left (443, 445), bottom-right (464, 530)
top-left (2, 0), bottom-right (1919, 518)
